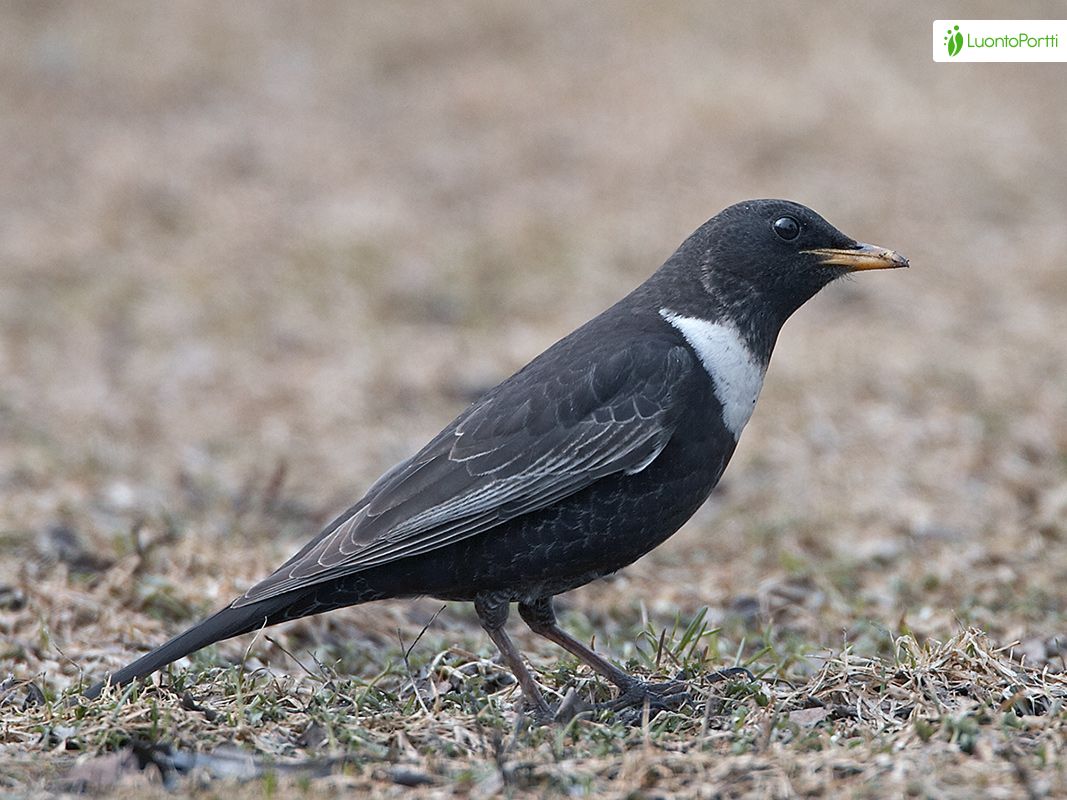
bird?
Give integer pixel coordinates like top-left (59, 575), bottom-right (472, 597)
top-left (84, 199), bottom-right (907, 715)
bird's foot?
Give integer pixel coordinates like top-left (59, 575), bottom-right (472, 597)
top-left (517, 689), bottom-right (592, 726)
top-left (521, 668), bottom-right (756, 725)
top-left (550, 688), bottom-right (594, 724)
top-left (704, 666), bottom-right (755, 684)
top-left (599, 667), bottom-right (755, 719)
top-left (521, 694), bottom-right (555, 725)
top-left (602, 678), bottom-right (691, 713)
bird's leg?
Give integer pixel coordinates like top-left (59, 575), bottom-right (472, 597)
top-left (518, 596), bottom-right (691, 712)
top-left (518, 596), bottom-right (635, 689)
top-left (474, 594), bottom-right (551, 718)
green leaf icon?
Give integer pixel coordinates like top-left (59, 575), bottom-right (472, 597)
top-left (946, 26), bottom-right (963, 57)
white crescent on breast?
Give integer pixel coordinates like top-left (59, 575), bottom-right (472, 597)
top-left (659, 309), bottom-right (767, 439)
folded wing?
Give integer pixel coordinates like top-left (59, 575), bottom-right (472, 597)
top-left (234, 338), bottom-right (694, 606)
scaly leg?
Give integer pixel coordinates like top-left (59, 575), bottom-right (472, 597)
top-left (518, 596), bottom-right (700, 711)
top-left (474, 594), bottom-right (551, 717)
top-left (518, 596), bottom-right (636, 689)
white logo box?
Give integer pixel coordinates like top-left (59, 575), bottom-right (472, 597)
top-left (933, 19), bottom-right (1067, 62)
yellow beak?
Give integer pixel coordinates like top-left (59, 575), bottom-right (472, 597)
top-left (803, 243), bottom-right (910, 271)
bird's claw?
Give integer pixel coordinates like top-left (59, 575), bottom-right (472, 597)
top-left (599, 667), bottom-right (755, 720)
top-left (603, 679), bottom-right (692, 713)
top-left (520, 689), bottom-right (593, 726)
top-left (523, 681), bottom-right (689, 726)
top-left (552, 688), bottom-right (594, 723)
top-left (704, 666), bottom-right (755, 684)
top-left (522, 668), bottom-right (756, 725)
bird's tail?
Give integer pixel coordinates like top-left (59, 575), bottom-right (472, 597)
top-left (82, 593), bottom-right (302, 700)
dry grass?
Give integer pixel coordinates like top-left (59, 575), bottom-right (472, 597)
top-left (4, 623), bottom-right (1065, 797)
top-left (2, 1), bottom-right (1066, 797)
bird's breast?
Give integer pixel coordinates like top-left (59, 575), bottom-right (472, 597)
top-left (659, 309), bottom-right (766, 439)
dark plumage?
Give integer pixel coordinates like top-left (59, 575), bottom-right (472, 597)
top-left (85, 200), bottom-right (907, 713)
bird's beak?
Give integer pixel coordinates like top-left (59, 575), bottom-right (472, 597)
top-left (803, 243), bottom-right (910, 271)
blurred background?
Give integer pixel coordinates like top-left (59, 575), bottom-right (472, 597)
top-left (1, 1), bottom-right (1065, 685)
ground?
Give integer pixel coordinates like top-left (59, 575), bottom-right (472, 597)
top-left (1, 2), bottom-right (1066, 797)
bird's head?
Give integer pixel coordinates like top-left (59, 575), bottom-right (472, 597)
top-left (692, 199), bottom-right (908, 325)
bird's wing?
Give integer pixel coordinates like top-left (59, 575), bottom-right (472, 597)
top-left (234, 338), bottom-right (695, 606)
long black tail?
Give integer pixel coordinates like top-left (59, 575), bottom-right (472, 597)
top-left (83, 593), bottom-right (303, 699)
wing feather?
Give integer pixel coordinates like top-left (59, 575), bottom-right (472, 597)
top-left (233, 338), bottom-right (694, 606)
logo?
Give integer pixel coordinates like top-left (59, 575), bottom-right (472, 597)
top-left (934, 20), bottom-right (1067, 62)
top-left (944, 24), bottom-right (964, 56)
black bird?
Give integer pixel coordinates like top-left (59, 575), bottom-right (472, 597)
top-left (85, 200), bottom-right (907, 713)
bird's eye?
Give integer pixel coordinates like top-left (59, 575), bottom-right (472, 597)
top-left (772, 216), bottom-right (800, 241)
